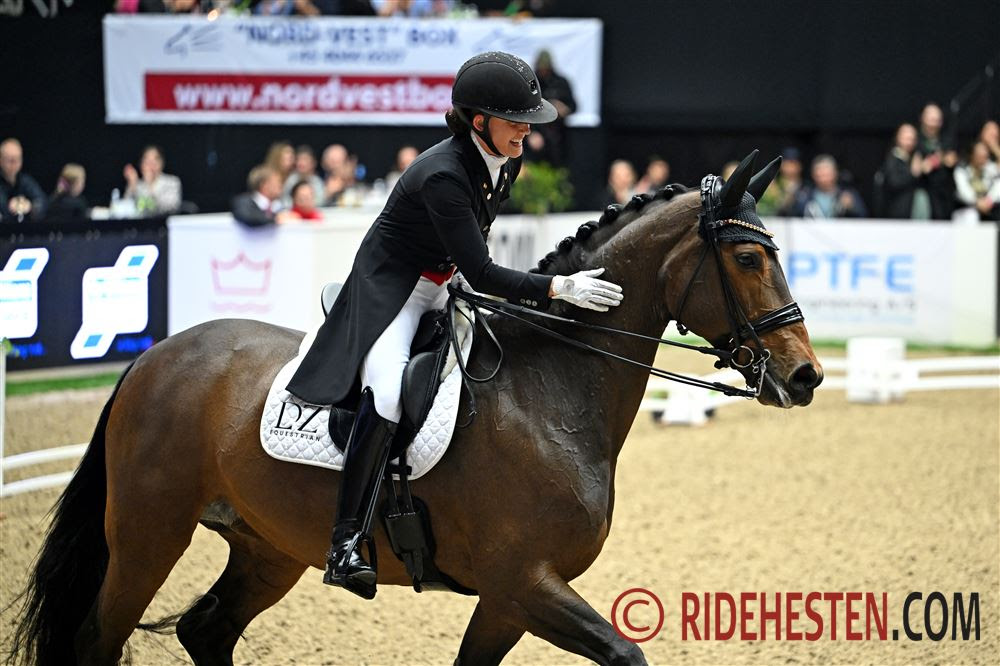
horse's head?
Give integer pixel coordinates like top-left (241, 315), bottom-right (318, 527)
top-left (659, 151), bottom-right (822, 407)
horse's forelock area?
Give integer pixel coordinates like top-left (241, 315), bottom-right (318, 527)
top-left (532, 184), bottom-right (695, 277)
top-left (2, 347), bottom-right (997, 665)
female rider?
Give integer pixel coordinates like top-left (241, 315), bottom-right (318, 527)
top-left (286, 52), bottom-right (624, 599)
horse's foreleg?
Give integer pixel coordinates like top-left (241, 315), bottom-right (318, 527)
top-left (454, 600), bottom-right (525, 666)
top-left (177, 529), bottom-right (307, 666)
top-left (487, 569), bottom-right (646, 666)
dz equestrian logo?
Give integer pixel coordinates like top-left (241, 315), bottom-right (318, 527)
top-left (611, 588), bottom-right (664, 643)
top-left (272, 400), bottom-right (325, 441)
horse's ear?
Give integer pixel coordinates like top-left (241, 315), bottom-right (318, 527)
top-left (720, 149), bottom-right (758, 207)
top-left (746, 156), bottom-right (782, 203)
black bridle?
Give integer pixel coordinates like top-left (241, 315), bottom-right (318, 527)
top-left (671, 174), bottom-right (805, 392)
top-left (448, 177), bottom-right (804, 400)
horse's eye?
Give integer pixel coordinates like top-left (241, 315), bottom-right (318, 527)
top-left (736, 253), bottom-right (758, 268)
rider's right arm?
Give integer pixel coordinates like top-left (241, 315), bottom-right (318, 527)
top-left (423, 172), bottom-right (553, 309)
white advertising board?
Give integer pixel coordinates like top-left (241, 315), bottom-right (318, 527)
top-left (168, 211), bottom-right (375, 335)
top-left (167, 213), bottom-right (998, 347)
top-left (768, 220), bottom-right (997, 347)
top-left (104, 15), bottom-right (602, 126)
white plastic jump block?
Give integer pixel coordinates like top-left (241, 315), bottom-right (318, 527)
top-left (846, 337), bottom-right (906, 404)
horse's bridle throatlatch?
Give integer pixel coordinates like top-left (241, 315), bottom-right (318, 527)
top-left (449, 155), bottom-right (805, 404)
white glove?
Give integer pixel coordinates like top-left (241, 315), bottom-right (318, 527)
top-left (550, 268), bottom-right (624, 312)
top-left (451, 272), bottom-right (476, 294)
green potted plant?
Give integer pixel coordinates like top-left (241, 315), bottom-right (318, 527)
top-left (509, 161), bottom-right (574, 216)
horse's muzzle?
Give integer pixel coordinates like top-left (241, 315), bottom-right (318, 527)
top-left (786, 361), bottom-right (823, 405)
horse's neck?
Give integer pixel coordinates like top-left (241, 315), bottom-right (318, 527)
top-left (567, 210), bottom-right (691, 462)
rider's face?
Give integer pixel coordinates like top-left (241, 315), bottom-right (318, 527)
top-left (476, 115), bottom-right (531, 158)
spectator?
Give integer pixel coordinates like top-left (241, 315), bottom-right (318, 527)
top-left (289, 181), bottom-right (324, 221)
top-left (601, 159), bottom-right (636, 208)
top-left (165, 0), bottom-right (205, 12)
top-left (979, 120), bottom-right (1000, 164)
top-left (881, 123), bottom-right (931, 219)
top-left (321, 143), bottom-right (349, 180)
top-left (791, 155), bottom-right (868, 219)
top-left (264, 141), bottom-right (296, 187)
top-left (372, 0), bottom-right (444, 17)
top-left (321, 143), bottom-right (365, 206)
top-left (123, 145), bottom-right (182, 215)
top-left (115, 0), bottom-right (166, 11)
top-left (1, 138), bottom-right (46, 223)
top-left (757, 147), bottom-right (804, 216)
top-left (953, 142), bottom-right (1000, 223)
top-left (917, 103), bottom-right (958, 219)
top-left (282, 145), bottom-right (325, 207)
top-left (384, 145), bottom-right (418, 190)
top-left (46, 164), bottom-right (89, 221)
top-left (254, 0), bottom-right (295, 15)
top-left (294, 0), bottom-right (376, 15)
top-left (523, 50), bottom-right (577, 165)
top-left (231, 165), bottom-right (294, 228)
top-left (635, 156), bottom-right (670, 194)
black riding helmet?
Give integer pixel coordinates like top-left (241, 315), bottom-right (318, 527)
top-left (451, 51), bottom-right (558, 154)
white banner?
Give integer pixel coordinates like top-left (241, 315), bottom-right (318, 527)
top-left (103, 15), bottom-right (602, 126)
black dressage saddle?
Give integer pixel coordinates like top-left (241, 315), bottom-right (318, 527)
top-left (320, 282), bottom-right (452, 456)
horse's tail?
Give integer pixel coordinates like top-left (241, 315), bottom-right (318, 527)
top-left (5, 362), bottom-right (135, 666)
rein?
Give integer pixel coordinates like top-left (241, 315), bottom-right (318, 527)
top-left (447, 287), bottom-right (757, 397)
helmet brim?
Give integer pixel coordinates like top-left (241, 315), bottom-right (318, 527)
top-left (486, 98), bottom-right (559, 124)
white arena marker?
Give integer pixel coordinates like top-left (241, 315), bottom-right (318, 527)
top-left (0, 248), bottom-right (50, 340)
top-left (846, 337), bottom-right (906, 404)
top-left (70, 244), bottom-right (159, 360)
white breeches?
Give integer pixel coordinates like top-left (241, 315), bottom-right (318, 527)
top-left (361, 276), bottom-right (450, 422)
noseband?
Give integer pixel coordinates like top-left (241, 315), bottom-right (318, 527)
top-left (672, 174), bottom-right (804, 393)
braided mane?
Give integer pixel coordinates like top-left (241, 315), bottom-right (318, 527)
top-left (529, 184), bottom-right (690, 276)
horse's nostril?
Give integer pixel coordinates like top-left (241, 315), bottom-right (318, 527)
top-left (790, 362), bottom-right (822, 391)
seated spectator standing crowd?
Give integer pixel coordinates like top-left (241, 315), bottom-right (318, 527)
top-left (1, 138), bottom-right (46, 223)
top-left (47, 164), bottom-right (89, 221)
top-left (123, 145), bottom-right (183, 215)
top-left (596, 104), bottom-right (996, 225)
top-left (231, 165), bottom-right (294, 227)
top-left (791, 155), bottom-right (867, 219)
top-left (878, 105), bottom-right (997, 222)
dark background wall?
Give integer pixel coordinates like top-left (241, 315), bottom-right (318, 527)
top-left (2, 0), bottom-right (998, 214)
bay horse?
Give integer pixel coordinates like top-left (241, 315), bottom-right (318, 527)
top-left (7, 154), bottom-right (821, 666)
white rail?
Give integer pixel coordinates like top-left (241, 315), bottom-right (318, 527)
top-left (3, 443), bottom-right (89, 471)
top-left (2, 472), bottom-right (77, 498)
top-left (646, 349), bottom-right (999, 425)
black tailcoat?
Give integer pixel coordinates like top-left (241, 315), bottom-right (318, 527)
top-left (286, 133), bottom-right (552, 406)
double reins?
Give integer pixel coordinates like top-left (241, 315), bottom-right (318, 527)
top-left (448, 288), bottom-right (756, 397)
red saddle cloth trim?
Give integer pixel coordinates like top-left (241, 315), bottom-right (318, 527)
top-left (420, 266), bottom-right (457, 286)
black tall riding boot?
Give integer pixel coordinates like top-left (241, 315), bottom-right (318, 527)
top-left (323, 387), bottom-right (395, 599)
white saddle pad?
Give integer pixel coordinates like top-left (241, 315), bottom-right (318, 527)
top-left (260, 303), bottom-right (475, 480)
